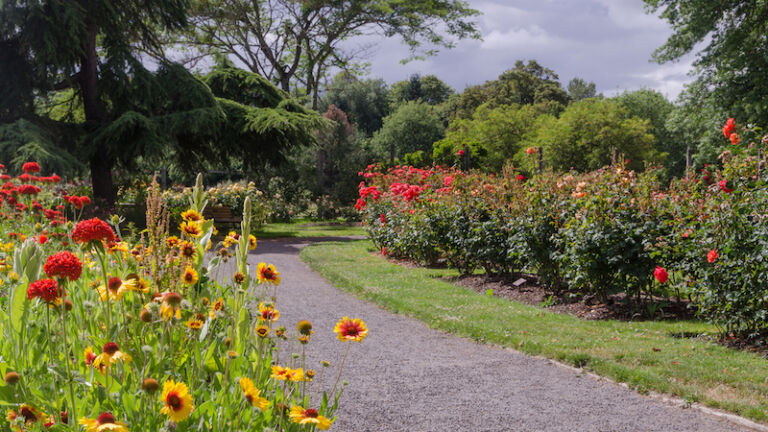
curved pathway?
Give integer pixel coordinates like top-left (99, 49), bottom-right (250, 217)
top-left (248, 238), bottom-right (756, 432)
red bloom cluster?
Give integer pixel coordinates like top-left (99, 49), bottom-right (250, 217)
top-left (64, 195), bottom-right (91, 209)
top-left (27, 279), bottom-right (64, 303)
top-left (17, 184), bottom-right (41, 195)
top-left (71, 218), bottom-right (117, 244)
top-left (722, 118), bottom-right (735, 138)
top-left (44, 251), bottom-right (83, 281)
top-left (22, 162), bottom-right (40, 173)
top-left (707, 249), bottom-right (718, 264)
top-left (654, 266), bottom-right (668, 283)
top-left (719, 180), bottom-right (734, 193)
top-left (389, 182), bottom-right (426, 202)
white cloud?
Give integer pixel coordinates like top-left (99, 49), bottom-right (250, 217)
top-left (481, 25), bottom-right (567, 50)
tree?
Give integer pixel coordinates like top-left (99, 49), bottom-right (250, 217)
top-left (311, 105), bottom-right (366, 202)
top-left (321, 73), bottom-right (390, 136)
top-left (185, 0), bottom-right (480, 109)
top-left (388, 74), bottom-right (454, 108)
top-left (450, 60), bottom-right (569, 119)
top-left (0, 0), bottom-right (210, 204)
top-left (433, 103), bottom-right (542, 171)
top-left (644, 0), bottom-right (768, 123)
top-left (370, 101), bottom-right (445, 164)
top-left (567, 78), bottom-right (598, 102)
top-left (613, 89), bottom-right (685, 175)
top-left (535, 99), bottom-right (658, 172)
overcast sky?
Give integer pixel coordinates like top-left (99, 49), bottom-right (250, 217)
top-left (350, 0), bottom-right (695, 101)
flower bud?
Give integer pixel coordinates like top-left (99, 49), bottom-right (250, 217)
top-left (141, 378), bottom-right (159, 394)
top-left (4, 371), bottom-right (19, 385)
top-left (140, 309), bottom-right (153, 323)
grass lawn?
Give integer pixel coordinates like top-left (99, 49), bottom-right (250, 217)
top-left (252, 218), bottom-right (365, 238)
top-left (301, 240), bottom-right (768, 423)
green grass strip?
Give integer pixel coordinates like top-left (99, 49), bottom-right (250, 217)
top-left (301, 240), bottom-right (768, 423)
top-left (253, 219), bottom-right (364, 239)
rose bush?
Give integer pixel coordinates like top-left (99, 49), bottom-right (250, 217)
top-left (358, 118), bottom-right (768, 336)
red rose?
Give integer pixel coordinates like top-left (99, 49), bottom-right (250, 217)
top-left (729, 133), bottom-right (740, 145)
top-left (723, 118), bottom-right (735, 138)
top-left (22, 162), bottom-right (40, 173)
top-left (707, 249), bottom-right (718, 264)
top-left (71, 218), bottom-right (117, 244)
top-left (719, 180), bottom-right (734, 193)
top-left (654, 266), bottom-right (668, 283)
top-left (27, 279), bottom-right (64, 303)
top-left (44, 251), bottom-right (83, 281)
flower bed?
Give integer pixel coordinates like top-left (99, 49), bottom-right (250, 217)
top-left (0, 165), bottom-right (365, 430)
top-left (357, 119), bottom-right (768, 338)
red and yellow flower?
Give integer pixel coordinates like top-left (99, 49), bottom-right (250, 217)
top-left (93, 342), bottom-right (132, 368)
top-left (181, 209), bottom-right (203, 223)
top-left (160, 292), bottom-right (183, 320)
top-left (334, 317), bottom-right (368, 343)
top-left (182, 267), bottom-right (198, 285)
top-left (270, 366), bottom-right (304, 382)
top-left (208, 297), bottom-right (224, 319)
top-left (179, 221), bottom-right (202, 238)
top-left (97, 276), bottom-right (135, 301)
top-left (289, 406), bottom-right (333, 430)
top-left (256, 262), bottom-right (280, 286)
top-left (239, 378), bottom-right (269, 410)
top-left (258, 302), bottom-right (279, 322)
top-left (78, 412), bottom-right (129, 432)
top-left (160, 380), bottom-right (194, 422)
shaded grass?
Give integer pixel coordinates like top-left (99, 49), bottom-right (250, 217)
top-left (253, 218), bottom-right (364, 238)
top-left (301, 240), bottom-right (768, 423)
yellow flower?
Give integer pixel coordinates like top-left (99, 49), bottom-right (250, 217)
top-left (96, 276), bottom-right (136, 302)
top-left (182, 267), bottom-right (198, 285)
top-left (179, 221), bottom-right (202, 238)
top-left (93, 342), bottom-right (132, 368)
top-left (15, 404), bottom-right (49, 426)
top-left (160, 292), bottom-right (182, 321)
top-left (181, 209), bottom-right (203, 222)
top-left (256, 262), bottom-right (280, 286)
top-left (257, 302), bottom-right (279, 322)
top-left (248, 235), bottom-right (257, 250)
top-left (78, 412), bottom-right (129, 432)
top-left (160, 380), bottom-right (194, 422)
top-left (166, 236), bottom-right (181, 248)
top-left (271, 366), bottom-right (304, 382)
top-left (239, 378), bottom-right (269, 411)
top-left (255, 325), bottom-right (270, 338)
top-left (184, 318), bottom-right (204, 330)
top-left (179, 241), bottom-right (197, 260)
top-left (208, 298), bottom-right (224, 319)
top-left (289, 406), bottom-right (333, 430)
top-left (334, 317), bottom-right (368, 343)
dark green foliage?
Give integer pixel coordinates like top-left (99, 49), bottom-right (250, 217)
top-left (371, 101), bottom-right (445, 163)
top-left (321, 74), bottom-right (391, 137)
top-left (388, 74), bottom-right (454, 108)
top-left (567, 78), bottom-right (598, 102)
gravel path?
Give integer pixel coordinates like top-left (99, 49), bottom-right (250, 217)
top-left (248, 238), bottom-right (755, 432)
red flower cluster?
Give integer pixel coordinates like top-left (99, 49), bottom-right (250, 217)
top-left (71, 218), bottom-right (117, 244)
top-left (719, 180), bottom-right (734, 193)
top-left (44, 251), bottom-right (83, 281)
top-left (654, 266), bottom-right (668, 283)
top-left (64, 195), bottom-right (91, 209)
top-left (707, 249), bottom-right (718, 264)
top-left (27, 279), bottom-right (64, 303)
top-left (17, 184), bottom-right (41, 195)
top-left (22, 162), bottom-right (40, 173)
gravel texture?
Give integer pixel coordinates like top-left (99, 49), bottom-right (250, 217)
top-left (248, 238), bottom-right (754, 432)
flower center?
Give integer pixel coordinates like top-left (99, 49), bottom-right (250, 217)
top-left (96, 412), bottom-right (116, 425)
top-left (263, 268), bottom-right (274, 279)
top-left (305, 409), bottom-right (319, 418)
top-left (108, 277), bottom-right (122, 292)
top-left (20, 407), bottom-right (36, 422)
top-left (167, 393), bottom-right (183, 411)
top-left (103, 342), bottom-right (120, 355)
top-left (345, 326), bottom-right (359, 336)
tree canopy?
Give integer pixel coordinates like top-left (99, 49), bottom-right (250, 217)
top-left (370, 101), bottom-right (445, 164)
top-left (321, 73), bottom-right (390, 137)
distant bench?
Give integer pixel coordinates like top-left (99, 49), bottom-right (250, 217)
top-left (203, 205), bottom-right (242, 228)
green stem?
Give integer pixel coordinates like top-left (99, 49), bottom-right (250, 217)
top-left (59, 299), bottom-right (78, 424)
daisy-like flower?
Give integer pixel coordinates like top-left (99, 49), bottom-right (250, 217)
top-left (180, 209), bottom-right (203, 222)
top-left (83, 347), bottom-right (103, 371)
top-left (184, 318), bottom-right (204, 330)
top-left (160, 292), bottom-right (182, 321)
top-left (334, 317), bottom-right (368, 343)
top-left (255, 325), bottom-right (270, 338)
top-left (96, 276), bottom-right (135, 301)
top-left (258, 302), bottom-right (279, 322)
top-left (15, 404), bottom-right (50, 426)
top-left (256, 262), bottom-right (280, 286)
top-left (248, 235), bottom-right (257, 250)
top-left (160, 380), bottom-right (194, 422)
top-left (289, 406), bottom-right (333, 430)
top-left (305, 369), bottom-right (316, 382)
top-left (233, 272), bottom-right (245, 284)
top-left (179, 241), bottom-right (197, 260)
top-left (78, 412), bottom-right (129, 432)
top-left (93, 342), bottom-right (132, 368)
top-left (223, 231), bottom-right (240, 247)
top-left (208, 298), bottom-right (224, 319)
top-left (166, 236), bottom-right (181, 248)
top-left (182, 267), bottom-right (198, 285)
top-left (179, 221), bottom-right (202, 238)
top-left (271, 366), bottom-right (304, 382)
top-left (239, 378), bottom-right (269, 411)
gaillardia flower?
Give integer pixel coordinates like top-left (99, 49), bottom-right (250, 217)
top-left (334, 317), bottom-right (368, 343)
top-left (160, 380), bottom-right (194, 422)
top-left (239, 378), bottom-right (269, 410)
top-left (78, 412), bottom-right (129, 432)
top-left (289, 406), bottom-right (333, 430)
top-left (271, 366), bottom-right (304, 382)
top-left (93, 342), bottom-right (132, 368)
top-left (160, 292), bottom-right (182, 321)
top-left (258, 302), bottom-right (279, 322)
top-left (97, 276), bottom-right (135, 301)
top-left (180, 209), bottom-right (203, 222)
top-left (179, 221), bottom-right (202, 238)
top-left (256, 262), bottom-right (280, 286)
top-left (182, 267), bottom-right (198, 285)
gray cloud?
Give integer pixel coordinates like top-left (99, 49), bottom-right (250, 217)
top-left (344, 0), bottom-right (695, 100)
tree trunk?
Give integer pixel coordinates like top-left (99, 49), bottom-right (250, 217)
top-left (79, 22), bottom-right (114, 207)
